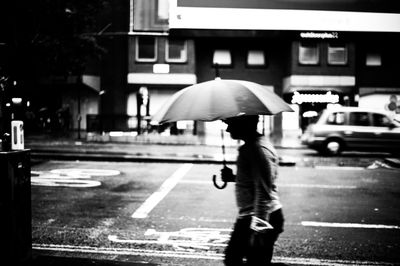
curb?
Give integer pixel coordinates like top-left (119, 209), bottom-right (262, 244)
top-left (30, 150), bottom-right (233, 164)
top-left (30, 150), bottom-right (298, 166)
top-left (32, 255), bottom-right (157, 266)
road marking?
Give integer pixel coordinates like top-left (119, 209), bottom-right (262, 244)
top-left (50, 169), bottom-right (121, 177)
top-left (109, 228), bottom-right (231, 250)
top-left (279, 183), bottom-right (357, 189)
top-left (131, 163), bottom-right (193, 219)
top-left (31, 169), bottom-right (121, 188)
top-left (31, 171), bottom-right (102, 188)
top-left (32, 243), bottom-right (398, 265)
top-left (31, 177), bottom-right (101, 188)
top-left (302, 221), bottom-right (400, 230)
top-left (180, 180), bottom-right (357, 189)
top-left (314, 166), bottom-right (365, 171)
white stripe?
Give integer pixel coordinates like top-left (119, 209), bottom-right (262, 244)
top-left (32, 243), bottom-right (395, 265)
top-left (180, 180), bottom-right (357, 189)
top-left (108, 235), bottom-right (226, 247)
top-left (131, 164), bottom-right (193, 219)
top-left (33, 243), bottom-right (223, 260)
top-left (279, 183), bottom-right (357, 189)
top-left (315, 166), bottom-right (365, 171)
top-left (302, 221), bottom-right (400, 230)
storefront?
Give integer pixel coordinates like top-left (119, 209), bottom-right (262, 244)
top-left (283, 75), bottom-right (356, 131)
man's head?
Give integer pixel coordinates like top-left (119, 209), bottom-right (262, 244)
top-left (224, 115), bottom-right (259, 140)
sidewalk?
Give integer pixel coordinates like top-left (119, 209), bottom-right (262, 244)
top-left (24, 131), bottom-right (400, 168)
top-left (24, 131), bottom-right (304, 164)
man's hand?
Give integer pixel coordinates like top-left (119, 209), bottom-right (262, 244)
top-left (249, 217), bottom-right (274, 248)
top-left (250, 216), bottom-right (273, 232)
top-left (220, 166), bottom-right (235, 182)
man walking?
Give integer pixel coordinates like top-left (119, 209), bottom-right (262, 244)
top-left (221, 115), bottom-right (285, 266)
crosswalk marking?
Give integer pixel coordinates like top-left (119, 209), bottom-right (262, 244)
top-left (132, 163), bottom-right (193, 219)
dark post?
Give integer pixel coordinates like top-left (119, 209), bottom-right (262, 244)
top-left (77, 76), bottom-right (82, 139)
top-left (0, 76), bottom-right (11, 151)
top-left (214, 63), bottom-right (220, 79)
top-left (137, 91), bottom-right (142, 135)
top-left (0, 150), bottom-right (32, 265)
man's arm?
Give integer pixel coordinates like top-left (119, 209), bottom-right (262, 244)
top-left (252, 144), bottom-right (274, 231)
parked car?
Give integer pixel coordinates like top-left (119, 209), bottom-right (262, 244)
top-left (301, 106), bottom-right (400, 155)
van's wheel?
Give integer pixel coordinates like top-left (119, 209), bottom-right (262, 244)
top-left (323, 139), bottom-right (343, 156)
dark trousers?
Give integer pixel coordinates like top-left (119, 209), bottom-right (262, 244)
top-left (224, 209), bottom-right (284, 266)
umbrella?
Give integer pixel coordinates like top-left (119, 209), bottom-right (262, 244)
top-left (152, 79), bottom-right (293, 189)
top-left (152, 79), bottom-right (293, 124)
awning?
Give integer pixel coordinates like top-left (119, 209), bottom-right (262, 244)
top-left (82, 75), bottom-right (101, 92)
top-left (38, 75), bottom-right (101, 93)
top-left (283, 75), bottom-right (355, 94)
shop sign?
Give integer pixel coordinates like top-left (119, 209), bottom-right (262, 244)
top-left (291, 91), bottom-right (339, 104)
top-left (300, 32), bottom-right (338, 39)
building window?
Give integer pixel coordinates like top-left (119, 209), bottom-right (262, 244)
top-left (299, 42), bottom-right (319, 65)
top-left (366, 53), bottom-right (382, 66)
top-left (156, 0), bottom-right (169, 21)
top-left (212, 50), bottom-right (232, 66)
top-left (136, 36), bottom-right (157, 62)
top-left (166, 39), bottom-right (187, 63)
top-left (328, 44), bottom-right (348, 65)
top-left (247, 50), bottom-right (266, 67)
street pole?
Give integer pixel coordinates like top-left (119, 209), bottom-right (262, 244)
top-left (77, 76), bottom-right (82, 140)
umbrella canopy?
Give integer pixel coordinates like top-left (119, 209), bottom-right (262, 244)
top-left (152, 79), bottom-right (293, 124)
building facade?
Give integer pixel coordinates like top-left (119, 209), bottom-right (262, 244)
top-left (14, 0), bottom-right (399, 140)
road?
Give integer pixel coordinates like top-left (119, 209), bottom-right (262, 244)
top-left (30, 153), bottom-right (400, 266)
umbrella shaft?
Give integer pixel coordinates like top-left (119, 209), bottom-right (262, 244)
top-left (221, 129), bottom-right (226, 167)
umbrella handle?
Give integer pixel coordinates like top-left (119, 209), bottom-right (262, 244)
top-left (212, 174), bottom-right (227, 189)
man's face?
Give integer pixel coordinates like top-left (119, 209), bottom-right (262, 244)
top-left (224, 115), bottom-right (259, 140)
top-left (225, 118), bottom-right (249, 140)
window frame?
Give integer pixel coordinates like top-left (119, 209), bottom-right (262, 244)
top-left (366, 52), bottom-right (382, 67)
top-left (135, 36), bottom-right (158, 63)
top-left (156, 0), bottom-right (169, 23)
top-left (246, 49), bottom-right (267, 68)
top-left (212, 49), bottom-right (233, 67)
top-left (165, 39), bottom-right (188, 63)
top-left (298, 42), bottom-right (320, 65)
top-left (327, 43), bottom-right (348, 66)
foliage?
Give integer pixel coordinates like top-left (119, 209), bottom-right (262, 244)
top-left (1, 0), bottom-right (110, 80)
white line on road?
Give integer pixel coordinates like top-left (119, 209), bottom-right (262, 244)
top-left (302, 221), bottom-right (400, 230)
top-left (108, 235), bottom-right (227, 248)
top-left (180, 180), bottom-right (357, 189)
top-left (131, 163), bottom-right (193, 219)
top-left (32, 243), bottom-right (398, 266)
top-left (279, 183), bottom-right (357, 189)
top-left (314, 166), bottom-right (365, 171)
